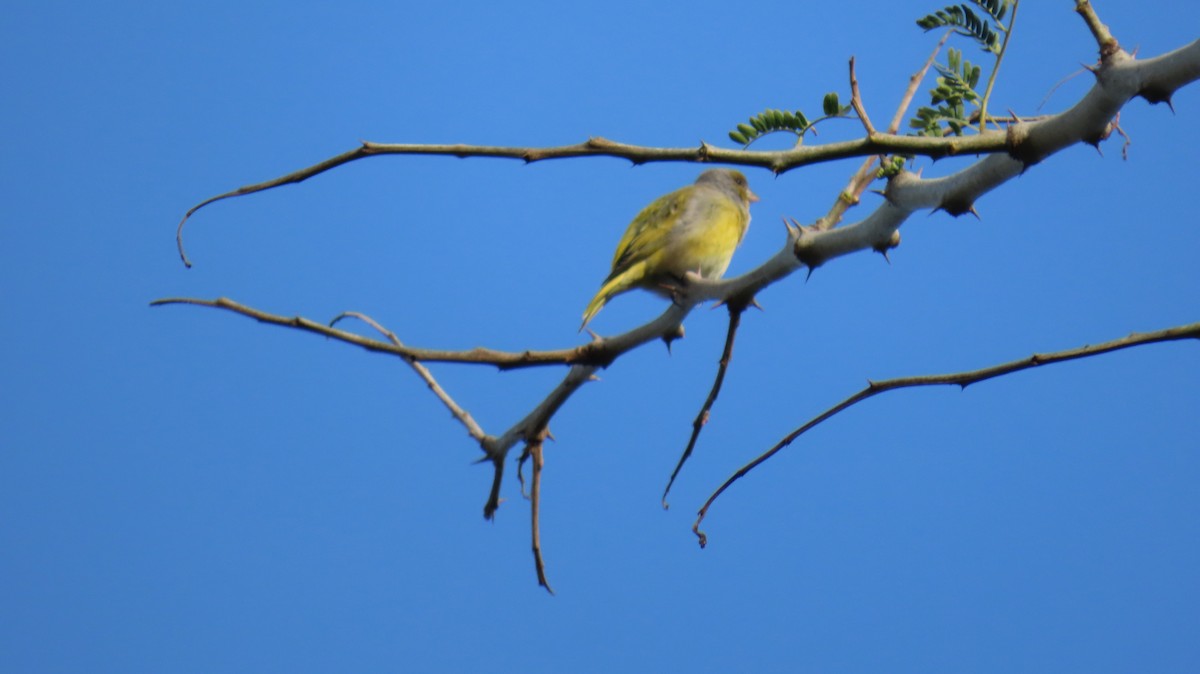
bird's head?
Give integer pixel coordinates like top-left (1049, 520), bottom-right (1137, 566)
top-left (696, 168), bottom-right (759, 206)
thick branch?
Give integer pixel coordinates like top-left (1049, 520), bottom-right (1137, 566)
top-left (692, 321), bottom-right (1200, 548)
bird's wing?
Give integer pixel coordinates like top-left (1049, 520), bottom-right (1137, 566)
top-left (605, 186), bottom-right (689, 283)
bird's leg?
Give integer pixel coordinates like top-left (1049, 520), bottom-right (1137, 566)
top-left (656, 273), bottom-right (691, 307)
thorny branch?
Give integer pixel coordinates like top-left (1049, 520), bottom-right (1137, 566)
top-left (662, 301), bottom-right (750, 509)
top-left (692, 321), bottom-right (1200, 548)
top-left (159, 2), bottom-right (1200, 587)
top-left (175, 137), bottom-right (1016, 268)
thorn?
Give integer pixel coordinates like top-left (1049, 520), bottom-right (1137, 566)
top-left (869, 188), bottom-right (887, 198)
top-left (662, 323), bottom-right (685, 354)
top-left (805, 267), bottom-right (814, 282)
top-left (968, 205), bottom-right (981, 220)
top-left (545, 429), bottom-right (556, 442)
top-left (782, 215), bottom-right (801, 237)
top-left (749, 298), bottom-right (764, 311)
top-left (588, 374), bottom-right (602, 382)
top-left (880, 250), bottom-right (892, 265)
top-left (585, 327), bottom-right (601, 342)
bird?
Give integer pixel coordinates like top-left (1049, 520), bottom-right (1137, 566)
top-left (580, 168), bottom-right (758, 329)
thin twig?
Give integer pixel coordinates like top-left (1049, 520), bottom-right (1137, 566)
top-left (849, 57), bottom-right (876, 137)
top-left (692, 321), bottom-right (1200, 548)
top-left (1111, 112), bottom-right (1132, 159)
top-left (528, 436), bottom-right (554, 594)
top-left (816, 30), bottom-right (951, 232)
top-left (662, 302), bottom-right (747, 509)
top-left (1074, 0), bottom-right (1119, 58)
top-left (979, 0), bottom-right (1020, 133)
top-left (516, 445), bottom-right (532, 499)
top-left (151, 296), bottom-right (620, 370)
top-left (332, 311), bottom-right (489, 443)
top-left (890, 30), bottom-right (954, 135)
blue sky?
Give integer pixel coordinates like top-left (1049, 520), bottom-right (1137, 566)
top-left (3, 2), bottom-right (1198, 672)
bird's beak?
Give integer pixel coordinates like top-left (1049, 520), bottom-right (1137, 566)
top-left (747, 188), bottom-right (760, 203)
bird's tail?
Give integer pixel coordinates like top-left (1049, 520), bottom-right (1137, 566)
top-left (579, 262), bottom-right (644, 331)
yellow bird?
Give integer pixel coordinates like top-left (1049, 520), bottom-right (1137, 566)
top-left (581, 169), bottom-right (758, 329)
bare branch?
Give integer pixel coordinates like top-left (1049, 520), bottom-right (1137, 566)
top-left (890, 30), bottom-right (954, 135)
top-left (817, 31), bottom-right (951, 232)
top-left (528, 435), bottom-right (554, 594)
top-left (174, 135), bottom-right (1018, 267)
top-left (848, 57), bottom-right (876, 137)
top-left (150, 296), bottom-right (626, 370)
top-left (332, 311), bottom-right (489, 444)
top-left (662, 302), bottom-right (747, 509)
top-left (1075, 0), bottom-right (1120, 58)
top-left (693, 321), bottom-right (1200, 548)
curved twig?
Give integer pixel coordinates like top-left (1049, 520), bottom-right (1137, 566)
top-left (692, 321), bottom-right (1200, 548)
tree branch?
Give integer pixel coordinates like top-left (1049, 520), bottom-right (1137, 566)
top-left (161, 12), bottom-right (1200, 586)
top-left (662, 301), bottom-right (748, 509)
top-left (692, 320), bottom-right (1200, 548)
top-left (151, 296), bottom-right (643, 370)
top-left (175, 136), bottom-right (1020, 267)
top-left (527, 434), bottom-right (553, 594)
top-left (331, 311), bottom-right (489, 444)
top-left (1075, 0), bottom-right (1120, 58)
top-left (817, 30), bottom-right (951, 232)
